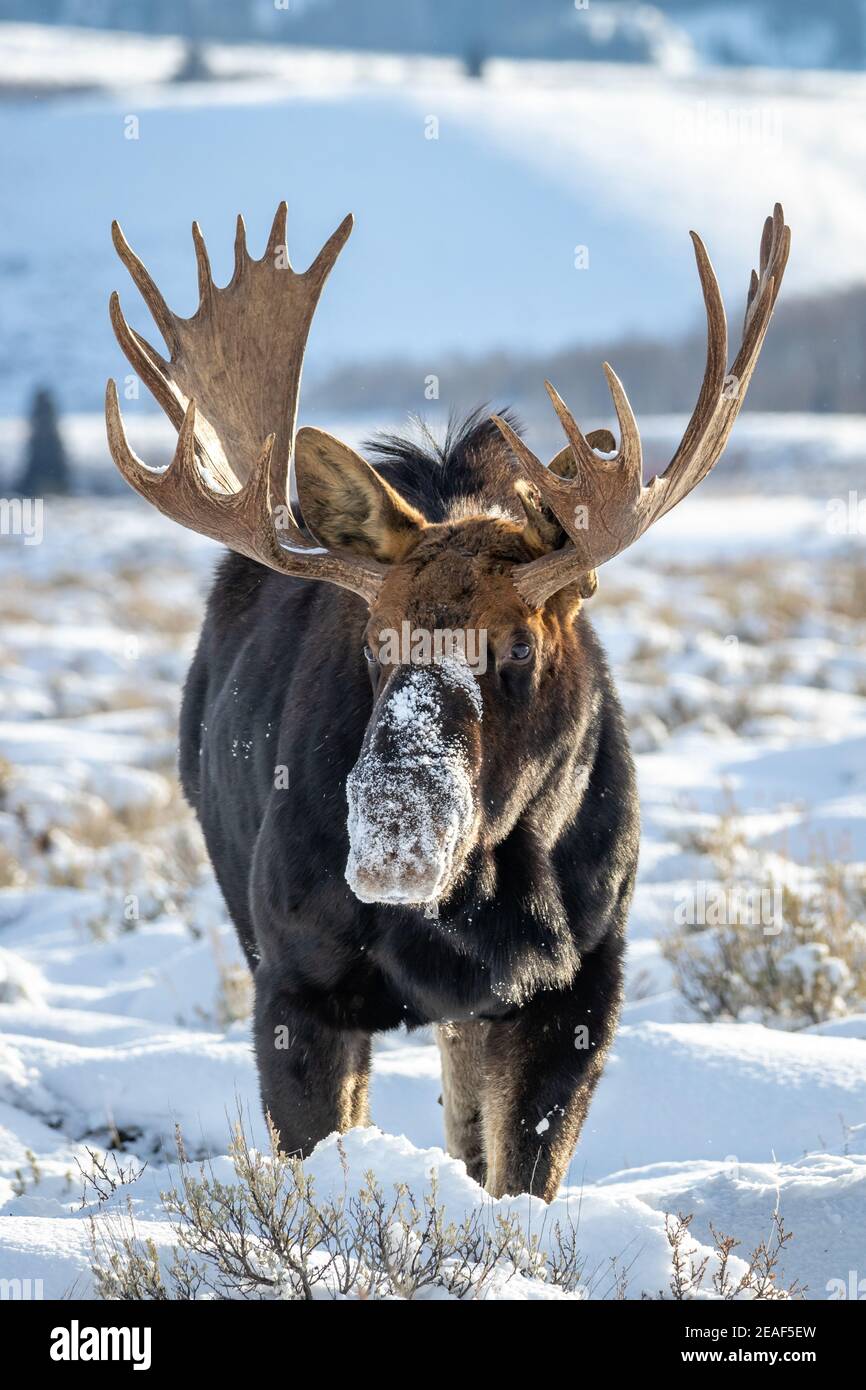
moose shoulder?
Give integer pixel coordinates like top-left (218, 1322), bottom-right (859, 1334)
top-left (106, 202), bottom-right (789, 1201)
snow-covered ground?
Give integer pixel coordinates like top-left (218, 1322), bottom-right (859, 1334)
top-left (0, 422), bottom-right (864, 1298)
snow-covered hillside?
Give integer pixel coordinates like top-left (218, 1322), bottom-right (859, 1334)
top-left (0, 443), bottom-right (864, 1298)
top-left (1, 23), bottom-right (866, 415)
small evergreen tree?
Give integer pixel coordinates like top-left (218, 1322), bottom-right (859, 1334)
top-left (15, 387), bottom-right (71, 496)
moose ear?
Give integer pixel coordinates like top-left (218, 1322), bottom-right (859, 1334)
top-left (295, 428), bottom-right (426, 564)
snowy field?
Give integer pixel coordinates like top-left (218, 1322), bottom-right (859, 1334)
top-left (0, 419), bottom-right (865, 1299)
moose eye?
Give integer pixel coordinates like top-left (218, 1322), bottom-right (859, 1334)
top-left (363, 644), bottom-right (377, 664)
top-left (509, 641), bottom-right (532, 662)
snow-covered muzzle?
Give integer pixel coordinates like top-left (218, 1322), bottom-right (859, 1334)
top-left (345, 657), bottom-right (483, 906)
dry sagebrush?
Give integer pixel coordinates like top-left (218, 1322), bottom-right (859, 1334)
top-left (664, 808), bottom-right (866, 1027)
top-left (88, 1117), bottom-right (800, 1302)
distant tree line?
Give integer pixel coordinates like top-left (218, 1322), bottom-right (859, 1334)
top-left (305, 281), bottom-right (866, 420)
top-left (4, 0), bottom-right (864, 71)
top-left (0, 0), bottom-right (665, 64)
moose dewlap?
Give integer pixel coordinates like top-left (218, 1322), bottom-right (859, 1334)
top-left (104, 199), bottom-right (789, 1201)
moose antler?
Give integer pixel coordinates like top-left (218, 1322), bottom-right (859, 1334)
top-left (495, 203), bottom-right (791, 607)
top-left (105, 203), bottom-right (386, 604)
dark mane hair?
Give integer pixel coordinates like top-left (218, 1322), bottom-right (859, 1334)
top-left (363, 408), bottom-right (524, 523)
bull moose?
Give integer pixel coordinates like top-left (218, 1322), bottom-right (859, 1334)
top-left (105, 201), bottom-right (789, 1199)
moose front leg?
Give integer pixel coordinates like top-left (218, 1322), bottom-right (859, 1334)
top-left (253, 966), bottom-right (371, 1157)
top-left (481, 944), bottom-right (623, 1202)
top-left (435, 1020), bottom-right (489, 1184)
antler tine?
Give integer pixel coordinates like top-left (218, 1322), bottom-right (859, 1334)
top-left (652, 208), bottom-right (787, 523)
top-left (745, 203), bottom-right (788, 333)
top-left (233, 213), bottom-right (249, 280)
top-left (544, 367), bottom-right (642, 481)
top-left (759, 211), bottom-right (774, 277)
top-left (600, 363), bottom-right (642, 480)
top-left (106, 379), bottom-right (201, 510)
top-left (191, 221), bottom-right (213, 305)
top-left (108, 290), bottom-right (192, 443)
top-left (109, 290), bottom-right (170, 377)
top-left (111, 221), bottom-right (180, 358)
top-left (745, 268), bottom-right (760, 327)
top-left (654, 229), bottom-right (728, 492)
top-left (105, 377), bottom-right (159, 497)
top-left (265, 200), bottom-right (289, 264)
top-left (505, 205), bottom-right (790, 608)
top-left (305, 212), bottom-right (354, 289)
top-left (543, 380), bottom-right (612, 483)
